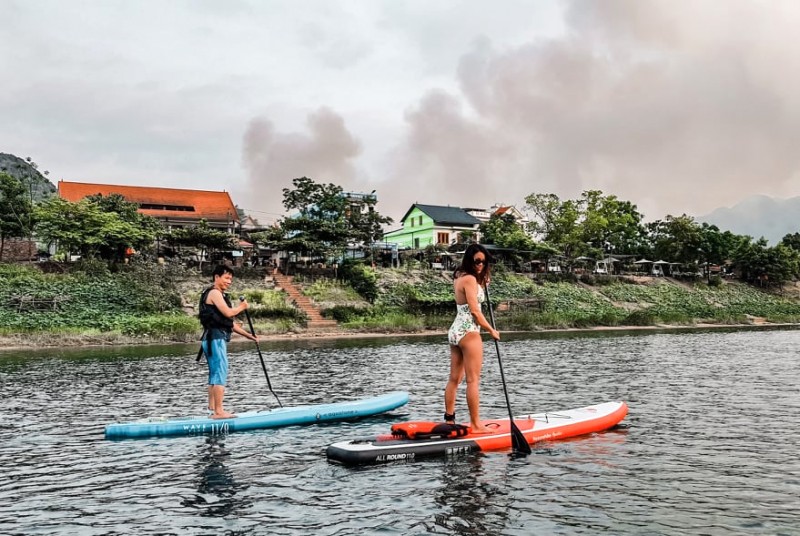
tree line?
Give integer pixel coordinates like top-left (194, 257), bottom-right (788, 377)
top-left (481, 190), bottom-right (800, 287)
top-left (3, 169), bottom-right (799, 287)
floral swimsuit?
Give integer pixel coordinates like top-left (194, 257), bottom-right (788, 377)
top-left (448, 285), bottom-right (485, 346)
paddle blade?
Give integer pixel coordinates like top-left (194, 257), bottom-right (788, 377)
top-left (510, 421), bottom-right (532, 455)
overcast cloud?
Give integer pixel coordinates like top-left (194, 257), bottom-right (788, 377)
top-left (2, 0), bottom-right (799, 226)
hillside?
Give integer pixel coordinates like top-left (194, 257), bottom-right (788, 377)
top-left (698, 194), bottom-right (800, 245)
top-left (0, 153), bottom-right (57, 202)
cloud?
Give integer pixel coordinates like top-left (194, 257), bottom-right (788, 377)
top-left (242, 107), bottom-right (364, 219)
top-left (384, 0), bottom-right (800, 222)
top-left (5, 1), bottom-right (800, 228)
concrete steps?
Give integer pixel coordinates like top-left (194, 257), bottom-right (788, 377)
top-left (272, 271), bottom-right (338, 331)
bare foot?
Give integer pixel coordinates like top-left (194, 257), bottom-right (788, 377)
top-left (212, 411), bottom-right (236, 419)
top-left (469, 425), bottom-right (493, 434)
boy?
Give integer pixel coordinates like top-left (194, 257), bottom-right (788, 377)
top-left (199, 265), bottom-right (258, 419)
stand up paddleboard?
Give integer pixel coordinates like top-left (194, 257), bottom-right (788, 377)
top-left (105, 391), bottom-right (409, 440)
top-left (326, 400), bottom-right (627, 465)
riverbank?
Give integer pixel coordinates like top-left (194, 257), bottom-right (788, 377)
top-left (2, 320), bottom-right (797, 352)
top-left (4, 262), bottom-right (800, 351)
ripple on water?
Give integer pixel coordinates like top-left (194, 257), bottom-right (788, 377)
top-left (1, 329), bottom-right (799, 535)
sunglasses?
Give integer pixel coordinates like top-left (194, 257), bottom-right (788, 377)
top-left (473, 258), bottom-right (486, 265)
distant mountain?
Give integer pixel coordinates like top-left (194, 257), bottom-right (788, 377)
top-left (0, 153), bottom-right (56, 202)
top-left (698, 194), bottom-right (800, 245)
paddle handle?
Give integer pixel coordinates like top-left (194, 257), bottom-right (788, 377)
top-left (240, 296), bottom-right (283, 407)
top-left (483, 283), bottom-right (532, 455)
top-left (483, 285), bottom-right (513, 417)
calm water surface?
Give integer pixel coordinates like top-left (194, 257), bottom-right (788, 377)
top-left (1, 328), bottom-right (799, 535)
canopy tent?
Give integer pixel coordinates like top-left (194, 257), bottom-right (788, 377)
top-left (633, 259), bottom-right (653, 264)
top-left (653, 260), bottom-right (670, 265)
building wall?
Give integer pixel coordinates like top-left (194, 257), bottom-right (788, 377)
top-left (0, 239), bottom-right (37, 261)
top-left (384, 207), bottom-right (481, 249)
top-left (383, 207), bottom-right (436, 248)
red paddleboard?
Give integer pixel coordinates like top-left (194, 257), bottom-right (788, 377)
top-left (327, 401), bottom-right (628, 465)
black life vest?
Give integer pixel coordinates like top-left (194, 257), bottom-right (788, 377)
top-left (198, 287), bottom-right (234, 333)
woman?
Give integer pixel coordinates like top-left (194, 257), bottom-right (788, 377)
top-left (444, 243), bottom-right (500, 433)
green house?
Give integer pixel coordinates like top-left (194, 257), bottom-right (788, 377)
top-left (383, 204), bottom-right (481, 249)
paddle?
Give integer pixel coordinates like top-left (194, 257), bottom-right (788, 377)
top-left (240, 296), bottom-right (283, 408)
top-left (483, 283), bottom-right (532, 456)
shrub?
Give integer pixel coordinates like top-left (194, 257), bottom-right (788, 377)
top-left (342, 310), bottom-right (424, 332)
top-left (114, 314), bottom-right (199, 337)
top-left (70, 258), bottom-right (111, 277)
top-left (339, 260), bottom-right (378, 303)
top-left (323, 305), bottom-right (367, 323)
top-left (624, 309), bottom-right (656, 326)
top-left (303, 279), bottom-right (362, 302)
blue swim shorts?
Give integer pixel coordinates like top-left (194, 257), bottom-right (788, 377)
top-left (203, 338), bottom-right (229, 386)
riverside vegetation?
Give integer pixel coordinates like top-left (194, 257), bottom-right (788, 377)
top-left (3, 260), bottom-right (800, 349)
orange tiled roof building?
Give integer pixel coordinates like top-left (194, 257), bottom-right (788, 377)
top-left (58, 181), bottom-right (239, 232)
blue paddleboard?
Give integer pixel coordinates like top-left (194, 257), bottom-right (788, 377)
top-left (105, 391), bottom-right (409, 440)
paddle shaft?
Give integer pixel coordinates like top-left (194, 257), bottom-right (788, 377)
top-left (483, 283), bottom-right (532, 455)
top-left (240, 297), bottom-right (283, 407)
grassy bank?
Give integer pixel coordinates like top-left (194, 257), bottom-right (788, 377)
top-left (0, 262), bottom-right (304, 347)
top-left (3, 262), bottom-right (800, 348)
top-left (304, 268), bottom-right (800, 331)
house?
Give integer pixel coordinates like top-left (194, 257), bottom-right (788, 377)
top-left (465, 204), bottom-right (528, 226)
top-left (238, 214), bottom-right (263, 232)
top-left (463, 206), bottom-right (493, 222)
top-left (491, 205), bottom-right (529, 227)
top-left (58, 181), bottom-right (239, 233)
top-left (383, 204), bottom-right (481, 249)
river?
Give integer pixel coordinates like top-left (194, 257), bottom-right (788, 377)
top-left (1, 327), bottom-right (799, 535)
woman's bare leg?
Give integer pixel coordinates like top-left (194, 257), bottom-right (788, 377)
top-left (460, 332), bottom-right (489, 433)
top-left (444, 344), bottom-right (464, 420)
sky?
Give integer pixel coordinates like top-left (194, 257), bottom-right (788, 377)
top-left (3, 0), bottom-right (800, 228)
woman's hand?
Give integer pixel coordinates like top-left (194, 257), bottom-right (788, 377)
top-left (489, 328), bottom-right (500, 340)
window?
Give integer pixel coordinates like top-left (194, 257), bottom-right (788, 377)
top-left (437, 232), bottom-right (449, 245)
top-left (139, 203), bottom-right (195, 212)
top-left (410, 218), bottom-right (415, 228)
top-left (418, 216), bottom-right (423, 226)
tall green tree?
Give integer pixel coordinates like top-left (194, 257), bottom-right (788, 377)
top-left (732, 238), bottom-right (800, 287)
top-left (480, 213), bottom-right (535, 251)
top-left (35, 197), bottom-right (156, 261)
top-left (256, 177), bottom-right (393, 260)
top-left (525, 194), bottom-right (579, 242)
top-left (580, 190), bottom-right (647, 257)
top-left (164, 219), bottom-right (237, 269)
top-left (780, 232), bottom-right (800, 251)
top-left (647, 214), bottom-right (702, 264)
top-left (0, 172), bottom-right (35, 260)
top-left (525, 190), bottom-right (646, 259)
top-left (85, 193), bottom-right (162, 261)
top-left (524, 193), bottom-right (582, 257)
top-left (346, 195), bottom-right (394, 247)
top-left (279, 176), bottom-right (350, 257)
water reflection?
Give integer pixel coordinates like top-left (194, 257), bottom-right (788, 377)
top-left (432, 456), bottom-right (512, 535)
top-left (3, 328), bottom-right (800, 535)
top-left (182, 437), bottom-right (249, 517)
